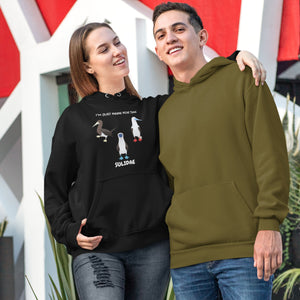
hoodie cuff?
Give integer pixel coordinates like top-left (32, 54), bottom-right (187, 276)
top-left (66, 221), bottom-right (81, 248)
top-left (227, 50), bottom-right (240, 61)
top-left (258, 218), bottom-right (280, 232)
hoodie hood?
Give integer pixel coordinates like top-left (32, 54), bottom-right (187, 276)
top-left (82, 89), bottom-right (139, 105)
top-left (173, 57), bottom-right (234, 92)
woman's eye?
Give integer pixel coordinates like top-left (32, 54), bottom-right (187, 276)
top-left (115, 41), bottom-right (121, 46)
top-left (99, 48), bottom-right (108, 53)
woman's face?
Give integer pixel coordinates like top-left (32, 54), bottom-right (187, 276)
top-left (84, 26), bottom-right (129, 84)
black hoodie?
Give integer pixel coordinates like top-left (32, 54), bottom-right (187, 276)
top-left (44, 90), bottom-right (172, 257)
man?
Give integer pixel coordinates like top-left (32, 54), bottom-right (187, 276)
top-left (153, 2), bottom-right (289, 299)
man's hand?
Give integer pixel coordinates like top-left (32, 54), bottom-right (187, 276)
top-left (76, 218), bottom-right (102, 250)
top-left (253, 230), bottom-right (282, 281)
top-left (236, 50), bottom-right (266, 86)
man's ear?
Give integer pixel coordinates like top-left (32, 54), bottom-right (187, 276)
top-left (198, 29), bottom-right (208, 48)
top-left (84, 62), bottom-right (94, 74)
top-left (155, 46), bottom-right (163, 61)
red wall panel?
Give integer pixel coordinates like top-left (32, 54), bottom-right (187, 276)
top-left (35, 0), bottom-right (76, 35)
top-left (0, 9), bottom-right (20, 98)
top-left (277, 0), bottom-right (299, 61)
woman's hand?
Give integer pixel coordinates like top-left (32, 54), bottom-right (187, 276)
top-left (76, 218), bottom-right (102, 250)
top-left (236, 51), bottom-right (267, 86)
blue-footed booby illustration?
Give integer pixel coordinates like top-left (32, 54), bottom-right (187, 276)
top-left (117, 132), bottom-right (129, 160)
top-left (131, 117), bottom-right (142, 142)
top-left (92, 120), bottom-right (114, 142)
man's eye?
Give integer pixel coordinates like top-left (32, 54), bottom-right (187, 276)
top-left (176, 27), bottom-right (184, 32)
top-left (115, 41), bottom-right (121, 46)
top-left (157, 34), bottom-right (164, 40)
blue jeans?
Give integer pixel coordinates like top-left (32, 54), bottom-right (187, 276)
top-left (171, 257), bottom-right (273, 300)
top-left (72, 239), bottom-right (170, 300)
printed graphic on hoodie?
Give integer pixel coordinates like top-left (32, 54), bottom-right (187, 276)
top-left (92, 112), bottom-right (142, 168)
top-left (115, 132), bottom-right (136, 167)
top-left (117, 132), bottom-right (129, 160)
top-left (131, 117), bottom-right (142, 142)
top-left (92, 120), bottom-right (114, 142)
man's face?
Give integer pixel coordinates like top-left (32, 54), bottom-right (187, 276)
top-left (154, 10), bottom-right (204, 71)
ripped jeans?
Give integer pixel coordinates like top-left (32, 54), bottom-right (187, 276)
top-left (72, 239), bottom-right (170, 300)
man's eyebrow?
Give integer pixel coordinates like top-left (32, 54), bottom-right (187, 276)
top-left (154, 22), bottom-right (187, 37)
top-left (171, 22), bottom-right (187, 28)
top-left (154, 28), bottom-right (164, 38)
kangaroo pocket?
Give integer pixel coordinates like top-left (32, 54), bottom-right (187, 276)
top-left (166, 182), bottom-right (257, 252)
top-left (85, 172), bottom-right (172, 239)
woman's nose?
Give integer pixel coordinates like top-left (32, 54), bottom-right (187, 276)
top-left (112, 45), bottom-right (122, 56)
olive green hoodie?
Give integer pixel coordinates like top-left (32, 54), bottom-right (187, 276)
top-left (159, 57), bottom-right (289, 269)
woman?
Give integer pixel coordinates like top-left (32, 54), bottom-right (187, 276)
top-left (44, 22), bottom-right (265, 299)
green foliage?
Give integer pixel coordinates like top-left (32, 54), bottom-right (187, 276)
top-left (273, 95), bottom-right (300, 297)
top-left (273, 268), bottom-right (300, 300)
top-left (37, 193), bottom-right (77, 300)
top-left (165, 278), bottom-right (175, 300)
top-left (25, 275), bottom-right (39, 300)
top-left (0, 217), bottom-right (8, 237)
top-left (278, 95), bottom-right (300, 269)
top-left (26, 194), bottom-right (77, 300)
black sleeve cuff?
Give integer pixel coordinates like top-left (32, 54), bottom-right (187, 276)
top-left (227, 50), bottom-right (240, 61)
top-left (66, 221), bottom-right (82, 248)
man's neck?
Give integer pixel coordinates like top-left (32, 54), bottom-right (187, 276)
top-left (171, 58), bottom-right (207, 84)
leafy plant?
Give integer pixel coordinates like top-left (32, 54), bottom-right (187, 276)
top-left (0, 217), bottom-right (8, 237)
top-left (273, 268), bottom-right (300, 300)
top-left (26, 194), bottom-right (77, 300)
top-left (278, 95), bottom-right (300, 269)
top-left (273, 94), bottom-right (300, 299)
top-left (37, 193), bottom-right (77, 300)
top-left (164, 278), bottom-right (175, 300)
top-left (25, 275), bottom-right (39, 300)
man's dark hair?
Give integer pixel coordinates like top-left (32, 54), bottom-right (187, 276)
top-left (153, 2), bottom-right (204, 33)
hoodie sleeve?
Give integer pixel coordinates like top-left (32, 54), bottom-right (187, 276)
top-left (157, 94), bottom-right (169, 110)
top-left (226, 50), bottom-right (240, 61)
top-left (244, 70), bottom-right (289, 231)
top-left (143, 94), bottom-right (169, 110)
top-left (44, 107), bottom-right (81, 249)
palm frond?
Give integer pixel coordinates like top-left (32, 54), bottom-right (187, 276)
top-left (25, 275), bottom-right (39, 300)
top-left (49, 275), bottom-right (64, 300)
top-left (36, 192), bottom-right (77, 300)
top-left (273, 268), bottom-right (300, 300)
top-left (0, 217), bottom-right (8, 237)
top-left (164, 278), bottom-right (175, 300)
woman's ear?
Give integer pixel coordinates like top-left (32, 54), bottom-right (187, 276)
top-left (198, 29), bottom-right (208, 48)
top-left (84, 62), bottom-right (94, 74)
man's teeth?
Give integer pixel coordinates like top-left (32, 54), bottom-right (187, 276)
top-left (115, 59), bottom-right (125, 65)
top-left (169, 47), bottom-right (182, 54)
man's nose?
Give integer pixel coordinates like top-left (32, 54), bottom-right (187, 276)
top-left (166, 31), bottom-right (178, 44)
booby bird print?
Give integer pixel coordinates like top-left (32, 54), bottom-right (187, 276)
top-left (92, 120), bottom-right (114, 142)
top-left (131, 117), bottom-right (142, 142)
top-left (117, 132), bottom-right (129, 160)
